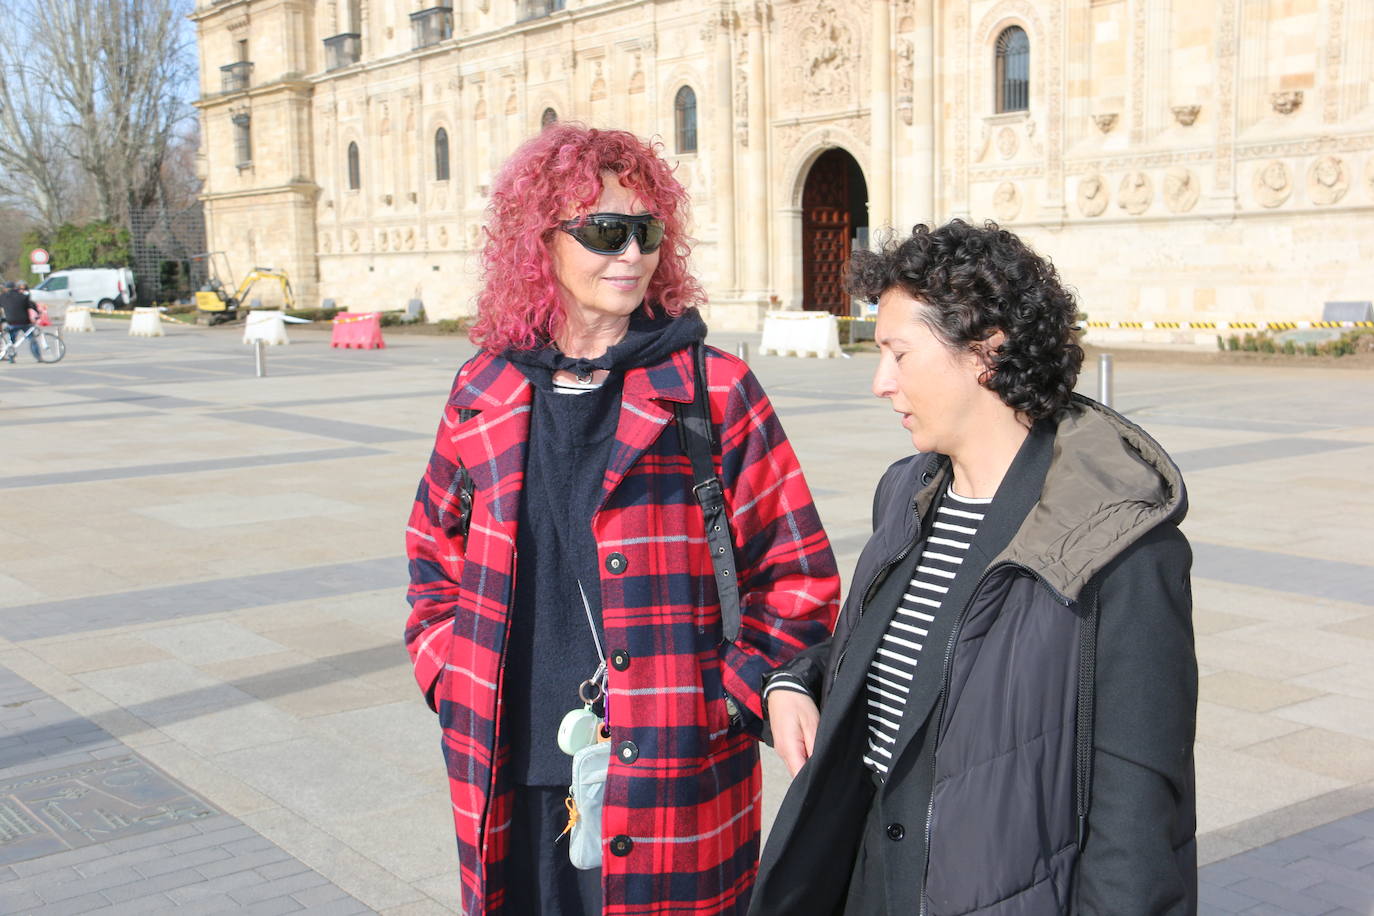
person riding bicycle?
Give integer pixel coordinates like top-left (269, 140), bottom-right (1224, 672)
top-left (1, 281), bottom-right (41, 362)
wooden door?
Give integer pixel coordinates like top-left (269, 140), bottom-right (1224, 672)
top-left (802, 150), bottom-right (853, 316)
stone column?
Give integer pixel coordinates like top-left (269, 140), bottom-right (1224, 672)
top-left (711, 8), bottom-right (737, 295)
top-left (743, 4), bottom-right (769, 295)
top-left (869, 0), bottom-right (893, 233)
top-left (908, 0), bottom-right (935, 227)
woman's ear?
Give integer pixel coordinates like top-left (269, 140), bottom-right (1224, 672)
top-left (970, 330), bottom-right (1006, 386)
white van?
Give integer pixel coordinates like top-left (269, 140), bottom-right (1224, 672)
top-left (30, 268), bottom-right (137, 318)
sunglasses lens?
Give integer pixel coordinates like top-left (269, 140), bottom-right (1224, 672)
top-left (565, 215), bottom-right (667, 254)
top-left (580, 219), bottom-right (630, 254)
top-left (640, 219), bottom-right (665, 253)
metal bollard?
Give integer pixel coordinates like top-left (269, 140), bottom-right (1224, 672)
top-left (1096, 353), bottom-right (1113, 408)
top-left (254, 338), bottom-right (267, 377)
top-left (735, 341), bottom-right (749, 363)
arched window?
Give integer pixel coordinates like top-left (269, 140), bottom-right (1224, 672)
top-left (995, 26), bottom-right (1030, 113)
top-left (347, 141), bottom-right (361, 190)
top-left (674, 86), bottom-right (697, 154)
top-left (434, 127), bottom-right (450, 181)
top-left (541, 107), bottom-right (558, 129)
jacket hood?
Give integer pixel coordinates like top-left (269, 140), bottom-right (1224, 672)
top-left (993, 394), bottom-right (1188, 602)
top-left (502, 306), bottom-right (707, 380)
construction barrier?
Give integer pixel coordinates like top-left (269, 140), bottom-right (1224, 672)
top-left (1083, 320), bottom-right (1374, 332)
top-left (129, 307), bottom-right (165, 337)
top-left (330, 311), bottom-right (386, 349)
top-left (64, 307), bottom-right (95, 333)
top-left (243, 310), bottom-right (290, 346)
top-left (758, 310), bottom-right (844, 358)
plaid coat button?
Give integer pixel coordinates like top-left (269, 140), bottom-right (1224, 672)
top-left (611, 649), bottom-right (631, 670)
top-left (616, 740), bottom-right (639, 763)
top-left (606, 552), bottom-right (627, 574)
top-left (610, 835), bottom-right (634, 856)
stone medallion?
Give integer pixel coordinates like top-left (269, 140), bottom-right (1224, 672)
top-left (1118, 171), bottom-right (1153, 215)
top-left (992, 182), bottom-right (1021, 221)
top-left (1164, 167), bottom-right (1200, 213)
top-left (1077, 174), bottom-right (1109, 217)
top-left (1254, 160), bottom-right (1292, 208)
top-left (997, 127), bottom-right (1018, 160)
top-left (1307, 155), bottom-right (1348, 205)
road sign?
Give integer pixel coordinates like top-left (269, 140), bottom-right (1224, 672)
top-left (30, 248), bottom-right (50, 265)
top-left (32, 264), bottom-right (51, 274)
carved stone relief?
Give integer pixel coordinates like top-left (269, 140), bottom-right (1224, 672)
top-left (897, 39), bottom-right (914, 126)
top-left (378, 230), bottom-right (390, 252)
top-left (1077, 174), bottom-right (1108, 217)
top-left (347, 230), bottom-right (360, 252)
top-left (505, 76), bottom-right (519, 115)
top-left (997, 127), bottom-right (1019, 160)
top-left (590, 61), bottom-right (607, 102)
top-left (1171, 105), bottom-right (1200, 127)
top-left (404, 228), bottom-right (416, 251)
top-left (1307, 155), bottom-right (1348, 205)
top-left (787, 1), bottom-right (856, 107)
top-left (629, 52), bottom-right (645, 94)
top-left (1163, 167), bottom-right (1200, 213)
top-left (1253, 160), bottom-right (1292, 208)
top-left (1118, 172), bottom-right (1153, 215)
top-left (993, 182), bottom-right (1022, 221)
top-left (734, 48), bottom-right (749, 147)
top-left (467, 224), bottom-right (483, 249)
top-left (438, 226), bottom-right (449, 248)
top-left (474, 83), bottom-right (487, 120)
top-left (321, 233), bottom-right (333, 254)
top-left (1271, 91), bottom-right (1303, 115)
top-left (1093, 113), bottom-right (1118, 134)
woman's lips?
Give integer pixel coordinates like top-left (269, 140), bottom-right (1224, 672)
top-left (605, 277), bottom-right (641, 290)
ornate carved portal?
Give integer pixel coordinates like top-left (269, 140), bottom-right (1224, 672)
top-left (801, 148), bottom-right (868, 316)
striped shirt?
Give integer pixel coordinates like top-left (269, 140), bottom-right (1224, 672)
top-left (863, 488), bottom-right (991, 777)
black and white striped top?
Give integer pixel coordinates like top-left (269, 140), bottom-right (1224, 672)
top-left (863, 489), bottom-right (991, 777)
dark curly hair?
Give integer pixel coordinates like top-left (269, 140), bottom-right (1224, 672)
top-left (846, 219), bottom-right (1084, 421)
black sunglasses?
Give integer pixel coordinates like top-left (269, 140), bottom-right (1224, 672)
top-left (559, 212), bottom-right (666, 255)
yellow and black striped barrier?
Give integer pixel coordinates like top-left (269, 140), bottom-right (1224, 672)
top-left (1083, 320), bottom-right (1373, 331)
top-left (840, 316), bottom-right (1373, 332)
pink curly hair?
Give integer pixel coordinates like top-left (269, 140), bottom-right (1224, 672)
top-left (469, 123), bottom-right (706, 352)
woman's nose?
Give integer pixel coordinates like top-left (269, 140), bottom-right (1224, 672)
top-left (872, 359), bottom-right (894, 399)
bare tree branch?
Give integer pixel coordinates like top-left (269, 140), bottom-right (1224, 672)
top-left (0, 0), bottom-right (195, 227)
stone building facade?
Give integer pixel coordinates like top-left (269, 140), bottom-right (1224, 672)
top-left (193, 0), bottom-right (1374, 335)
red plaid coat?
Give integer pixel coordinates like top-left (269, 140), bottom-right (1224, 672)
top-left (405, 345), bottom-right (839, 915)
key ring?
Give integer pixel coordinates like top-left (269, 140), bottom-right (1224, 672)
top-left (578, 679), bottom-right (602, 705)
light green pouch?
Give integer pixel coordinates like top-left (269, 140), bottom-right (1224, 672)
top-left (568, 740), bottom-right (611, 870)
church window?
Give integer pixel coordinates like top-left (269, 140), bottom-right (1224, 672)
top-left (674, 86), bottom-right (697, 155)
top-left (995, 26), bottom-right (1030, 113)
top-left (435, 128), bottom-right (450, 181)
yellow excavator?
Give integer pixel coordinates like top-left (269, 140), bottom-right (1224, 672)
top-left (192, 252), bottom-right (296, 325)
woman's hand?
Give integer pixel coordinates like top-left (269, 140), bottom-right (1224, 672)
top-left (768, 689), bottom-right (821, 777)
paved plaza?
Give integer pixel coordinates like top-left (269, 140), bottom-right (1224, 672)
top-left (1, 320), bottom-right (1372, 914)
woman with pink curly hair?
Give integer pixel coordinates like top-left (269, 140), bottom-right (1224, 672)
top-left (404, 123), bottom-right (840, 915)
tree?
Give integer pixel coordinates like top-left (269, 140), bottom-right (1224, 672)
top-left (0, 0), bottom-right (195, 228)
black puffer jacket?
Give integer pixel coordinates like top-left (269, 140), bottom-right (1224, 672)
top-left (752, 396), bottom-right (1198, 915)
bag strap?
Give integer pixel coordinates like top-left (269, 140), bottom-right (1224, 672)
top-left (1075, 582), bottom-right (1100, 850)
top-left (674, 343), bottom-right (743, 644)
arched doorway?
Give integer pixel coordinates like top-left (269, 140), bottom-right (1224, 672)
top-left (801, 148), bottom-right (868, 316)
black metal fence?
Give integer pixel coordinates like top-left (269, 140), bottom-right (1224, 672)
top-left (129, 204), bottom-right (207, 305)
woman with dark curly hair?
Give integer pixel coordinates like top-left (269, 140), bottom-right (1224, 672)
top-left (751, 220), bottom-right (1197, 915)
top-left (404, 123), bottom-right (839, 915)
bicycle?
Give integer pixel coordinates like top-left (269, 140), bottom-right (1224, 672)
top-left (1, 323), bottom-right (66, 363)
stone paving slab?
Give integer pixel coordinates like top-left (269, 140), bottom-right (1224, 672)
top-left (0, 666), bottom-right (376, 914)
top-left (2, 324), bottom-right (1373, 910)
